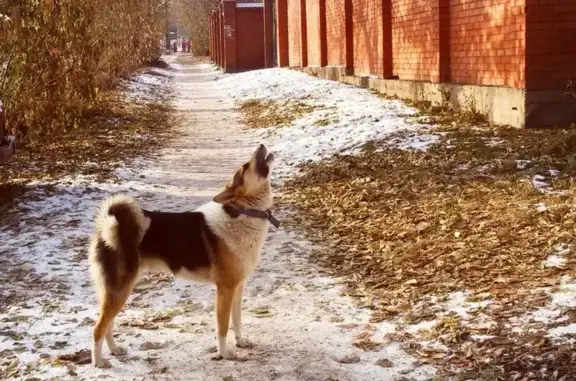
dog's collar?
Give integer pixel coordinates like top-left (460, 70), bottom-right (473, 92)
top-left (224, 205), bottom-right (280, 228)
top-left (237, 207), bottom-right (280, 228)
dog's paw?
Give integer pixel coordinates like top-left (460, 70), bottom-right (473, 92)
top-left (93, 358), bottom-right (112, 368)
top-left (235, 337), bottom-right (253, 348)
top-left (212, 348), bottom-right (236, 361)
top-left (111, 346), bottom-right (127, 356)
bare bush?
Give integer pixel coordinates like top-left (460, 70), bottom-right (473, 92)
top-left (0, 0), bottom-right (165, 141)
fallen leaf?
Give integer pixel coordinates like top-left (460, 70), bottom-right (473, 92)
top-left (333, 355), bottom-right (360, 364)
top-left (375, 358), bottom-right (394, 368)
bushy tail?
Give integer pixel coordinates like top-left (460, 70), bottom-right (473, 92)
top-left (96, 195), bottom-right (149, 251)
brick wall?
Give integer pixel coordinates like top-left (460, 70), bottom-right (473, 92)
top-left (277, 0), bottom-right (576, 93)
top-left (209, 2), bottom-right (265, 72)
top-left (352, 0), bottom-right (383, 76)
top-left (287, 0), bottom-right (303, 67)
top-left (325, 0), bottom-right (346, 66)
top-left (236, 8), bottom-right (265, 70)
top-left (450, 0), bottom-right (525, 88)
top-left (277, 0), bottom-right (532, 88)
top-left (525, 0), bottom-right (576, 90)
top-left (392, 0), bottom-right (439, 82)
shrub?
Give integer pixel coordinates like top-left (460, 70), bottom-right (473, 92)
top-left (0, 0), bottom-right (165, 142)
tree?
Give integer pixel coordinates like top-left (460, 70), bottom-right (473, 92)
top-left (174, 0), bottom-right (218, 56)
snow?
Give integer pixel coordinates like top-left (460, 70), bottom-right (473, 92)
top-left (516, 160), bottom-right (531, 170)
top-left (534, 202), bottom-right (547, 213)
top-left (0, 57), bottom-right (438, 380)
top-left (391, 133), bottom-right (443, 152)
top-left (511, 283), bottom-right (576, 336)
top-left (548, 324), bottom-right (576, 337)
top-left (443, 292), bottom-right (491, 320)
top-left (405, 320), bottom-right (438, 333)
top-left (217, 68), bottom-right (440, 179)
top-left (543, 243), bottom-right (570, 271)
top-left (531, 174), bottom-right (568, 196)
top-left (545, 255), bottom-right (566, 268)
top-left (122, 70), bottom-right (172, 102)
top-left (484, 137), bottom-right (504, 147)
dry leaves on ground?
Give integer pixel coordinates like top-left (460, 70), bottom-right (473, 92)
top-left (283, 122), bottom-right (576, 380)
top-left (239, 98), bottom-right (325, 129)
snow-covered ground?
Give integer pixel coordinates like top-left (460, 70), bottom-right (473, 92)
top-left (217, 68), bottom-right (439, 180)
top-left (2, 57), bottom-right (575, 380)
top-left (0, 57), bottom-right (444, 381)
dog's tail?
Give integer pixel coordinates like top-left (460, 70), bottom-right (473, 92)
top-left (96, 195), bottom-right (149, 251)
top-left (91, 195), bottom-right (149, 295)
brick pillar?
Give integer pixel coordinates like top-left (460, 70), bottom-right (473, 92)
top-left (218, 4), bottom-right (224, 68)
top-left (344, 0), bottom-right (353, 74)
top-left (381, 0), bottom-right (393, 78)
top-left (438, 0), bottom-right (451, 82)
top-left (264, 0), bottom-right (274, 67)
top-left (222, 0), bottom-right (237, 72)
top-left (212, 14), bottom-right (216, 61)
top-left (299, 0), bottom-right (308, 67)
top-left (216, 10), bottom-right (221, 66)
top-left (319, 0), bottom-right (327, 66)
top-left (212, 10), bottom-right (218, 65)
top-left (209, 14), bottom-right (214, 61)
top-left (276, 0), bottom-right (289, 67)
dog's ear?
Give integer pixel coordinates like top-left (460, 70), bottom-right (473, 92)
top-left (213, 187), bottom-right (236, 204)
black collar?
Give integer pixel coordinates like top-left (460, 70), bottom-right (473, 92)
top-left (223, 205), bottom-right (280, 228)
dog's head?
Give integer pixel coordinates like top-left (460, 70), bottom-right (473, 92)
top-left (213, 144), bottom-right (275, 206)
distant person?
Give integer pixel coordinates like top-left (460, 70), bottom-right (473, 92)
top-left (172, 41), bottom-right (177, 53)
top-left (187, 42), bottom-right (191, 53)
top-left (182, 40), bottom-right (186, 53)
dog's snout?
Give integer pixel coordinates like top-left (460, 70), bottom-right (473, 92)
top-left (255, 144), bottom-right (268, 158)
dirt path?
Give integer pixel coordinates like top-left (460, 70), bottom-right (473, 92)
top-left (0, 57), bottom-right (435, 381)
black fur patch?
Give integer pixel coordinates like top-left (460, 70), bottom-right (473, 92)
top-left (223, 204), bottom-right (240, 218)
top-left (94, 238), bottom-right (139, 291)
top-left (139, 210), bottom-right (217, 273)
top-left (254, 159), bottom-right (269, 178)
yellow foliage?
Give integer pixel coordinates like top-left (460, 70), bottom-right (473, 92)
top-left (0, 0), bottom-right (165, 141)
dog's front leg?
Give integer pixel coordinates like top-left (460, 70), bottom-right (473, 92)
top-left (232, 282), bottom-right (251, 348)
top-left (212, 284), bottom-right (236, 360)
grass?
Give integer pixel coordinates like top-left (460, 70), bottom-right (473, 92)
top-left (372, 91), bottom-right (490, 127)
top-left (238, 99), bottom-right (323, 129)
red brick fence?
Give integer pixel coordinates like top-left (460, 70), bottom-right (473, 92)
top-left (209, 1), bottom-right (272, 72)
top-left (210, 0), bottom-right (576, 127)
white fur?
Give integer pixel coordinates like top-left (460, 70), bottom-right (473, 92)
top-left (90, 194), bottom-right (150, 302)
top-left (196, 201), bottom-right (271, 280)
top-left (94, 194), bottom-right (150, 250)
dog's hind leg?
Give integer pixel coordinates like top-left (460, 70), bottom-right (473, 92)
top-left (106, 318), bottom-right (127, 356)
top-left (232, 282), bottom-right (251, 348)
top-left (213, 284), bottom-right (236, 360)
top-left (92, 286), bottom-right (133, 368)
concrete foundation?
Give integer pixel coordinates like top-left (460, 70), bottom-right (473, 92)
top-left (301, 66), bottom-right (576, 128)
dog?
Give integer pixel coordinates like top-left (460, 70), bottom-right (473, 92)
top-left (89, 144), bottom-right (277, 368)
